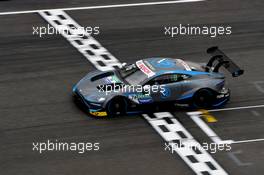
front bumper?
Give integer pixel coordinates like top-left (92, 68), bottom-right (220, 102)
top-left (72, 86), bottom-right (108, 117)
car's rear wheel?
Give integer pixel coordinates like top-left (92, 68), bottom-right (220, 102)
top-left (193, 89), bottom-right (215, 108)
top-left (106, 97), bottom-right (127, 116)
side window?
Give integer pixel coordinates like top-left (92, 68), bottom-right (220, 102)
top-left (155, 75), bottom-right (172, 84)
top-left (174, 74), bottom-right (190, 82)
top-left (146, 74), bottom-right (190, 85)
top-left (145, 79), bottom-right (157, 86)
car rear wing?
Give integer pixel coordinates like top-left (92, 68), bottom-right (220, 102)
top-left (205, 46), bottom-right (244, 77)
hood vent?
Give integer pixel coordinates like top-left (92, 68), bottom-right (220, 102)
top-left (91, 72), bottom-right (114, 82)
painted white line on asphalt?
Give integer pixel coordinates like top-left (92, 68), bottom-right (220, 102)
top-left (0, 0), bottom-right (206, 16)
top-left (233, 138), bottom-right (264, 144)
top-left (188, 112), bottom-right (234, 144)
top-left (227, 151), bottom-right (252, 166)
top-left (189, 109), bottom-right (264, 146)
top-left (251, 110), bottom-right (261, 117)
top-left (144, 112), bottom-right (228, 175)
top-left (253, 81), bottom-right (264, 93)
top-left (207, 104), bottom-right (264, 112)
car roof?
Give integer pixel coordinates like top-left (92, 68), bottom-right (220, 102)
top-left (137, 58), bottom-right (208, 78)
top-left (143, 57), bottom-right (188, 71)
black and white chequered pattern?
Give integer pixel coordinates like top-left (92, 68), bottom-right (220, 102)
top-left (143, 112), bottom-right (228, 175)
top-left (39, 10), bottom-right (122, 71)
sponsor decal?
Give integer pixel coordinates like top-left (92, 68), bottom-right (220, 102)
top-left (128, 93), bottom-right (152, 104)
top-left (105, 75), bottom-right (121, 84)
top-left (161, 87), bottom-right (171, 98)
top-left (136, 60), bottom-right (155, 77)
top-left (150, 58), bottom-right (175, 68)
top-left (128, 94), bottom-right (139, 103)
top-left (176, 59), bottom-right (192, 71)
top-left (138, 98), bottom-right (153, 104)
top-left (90, 111), bottom-right (107, 117)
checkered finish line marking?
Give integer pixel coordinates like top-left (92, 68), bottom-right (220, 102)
top-left (143, 112), bottom-right (228, 175)
top-left (39, 10), bottom-right (228, 175)
top-left (39, 10), bottom-right (122, 71)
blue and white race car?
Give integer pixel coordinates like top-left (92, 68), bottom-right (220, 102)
top-left (73, 47), bottom-right (244, 117)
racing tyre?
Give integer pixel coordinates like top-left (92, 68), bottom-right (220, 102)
top-left (193, 89), bottom-right (215, 108)
top-left (106, 97), bottom-right (127, 116)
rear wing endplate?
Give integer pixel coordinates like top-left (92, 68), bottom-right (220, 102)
top-left (206, 46), bottom-right (244, 77)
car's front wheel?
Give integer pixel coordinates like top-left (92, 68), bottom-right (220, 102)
top-left (106, 97), bottom-right (127, 116)
top-left (193, 89), bottom-right (215, 108)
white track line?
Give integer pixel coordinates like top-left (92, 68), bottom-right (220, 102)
top-left (208, 104), bottom-right (264, 112)
top-left (189, 106), bottom-right (264, 145)
top-left (233, 138), bottom-right (264, 144)
top-left (0, 0), bottom-right (205, 16)
top-left (188, 112), bottom-right (234, 144)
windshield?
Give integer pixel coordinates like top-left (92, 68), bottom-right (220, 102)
top-left (118, 64), bottom-right (148, 85)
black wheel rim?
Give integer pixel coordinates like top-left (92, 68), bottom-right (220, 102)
top-left (194, 90), bottom-right (214, 108)
top-left (108, 98), bottom-right (126, 115)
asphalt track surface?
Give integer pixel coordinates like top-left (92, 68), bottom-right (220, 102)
top-left (0, 0), bottom-right (264, 175)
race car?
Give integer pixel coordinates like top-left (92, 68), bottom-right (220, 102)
top-left (73, 47), bottom-right (244, 117)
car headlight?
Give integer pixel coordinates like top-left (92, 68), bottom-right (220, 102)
top-left (220, 87), bottom-right (229, 94)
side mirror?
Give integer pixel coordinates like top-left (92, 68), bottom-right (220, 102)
top-left (121, 62), bottom-right (127, 67)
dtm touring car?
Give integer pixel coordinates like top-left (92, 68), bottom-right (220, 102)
top-left (73, 47), bottom-right (244, 117)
